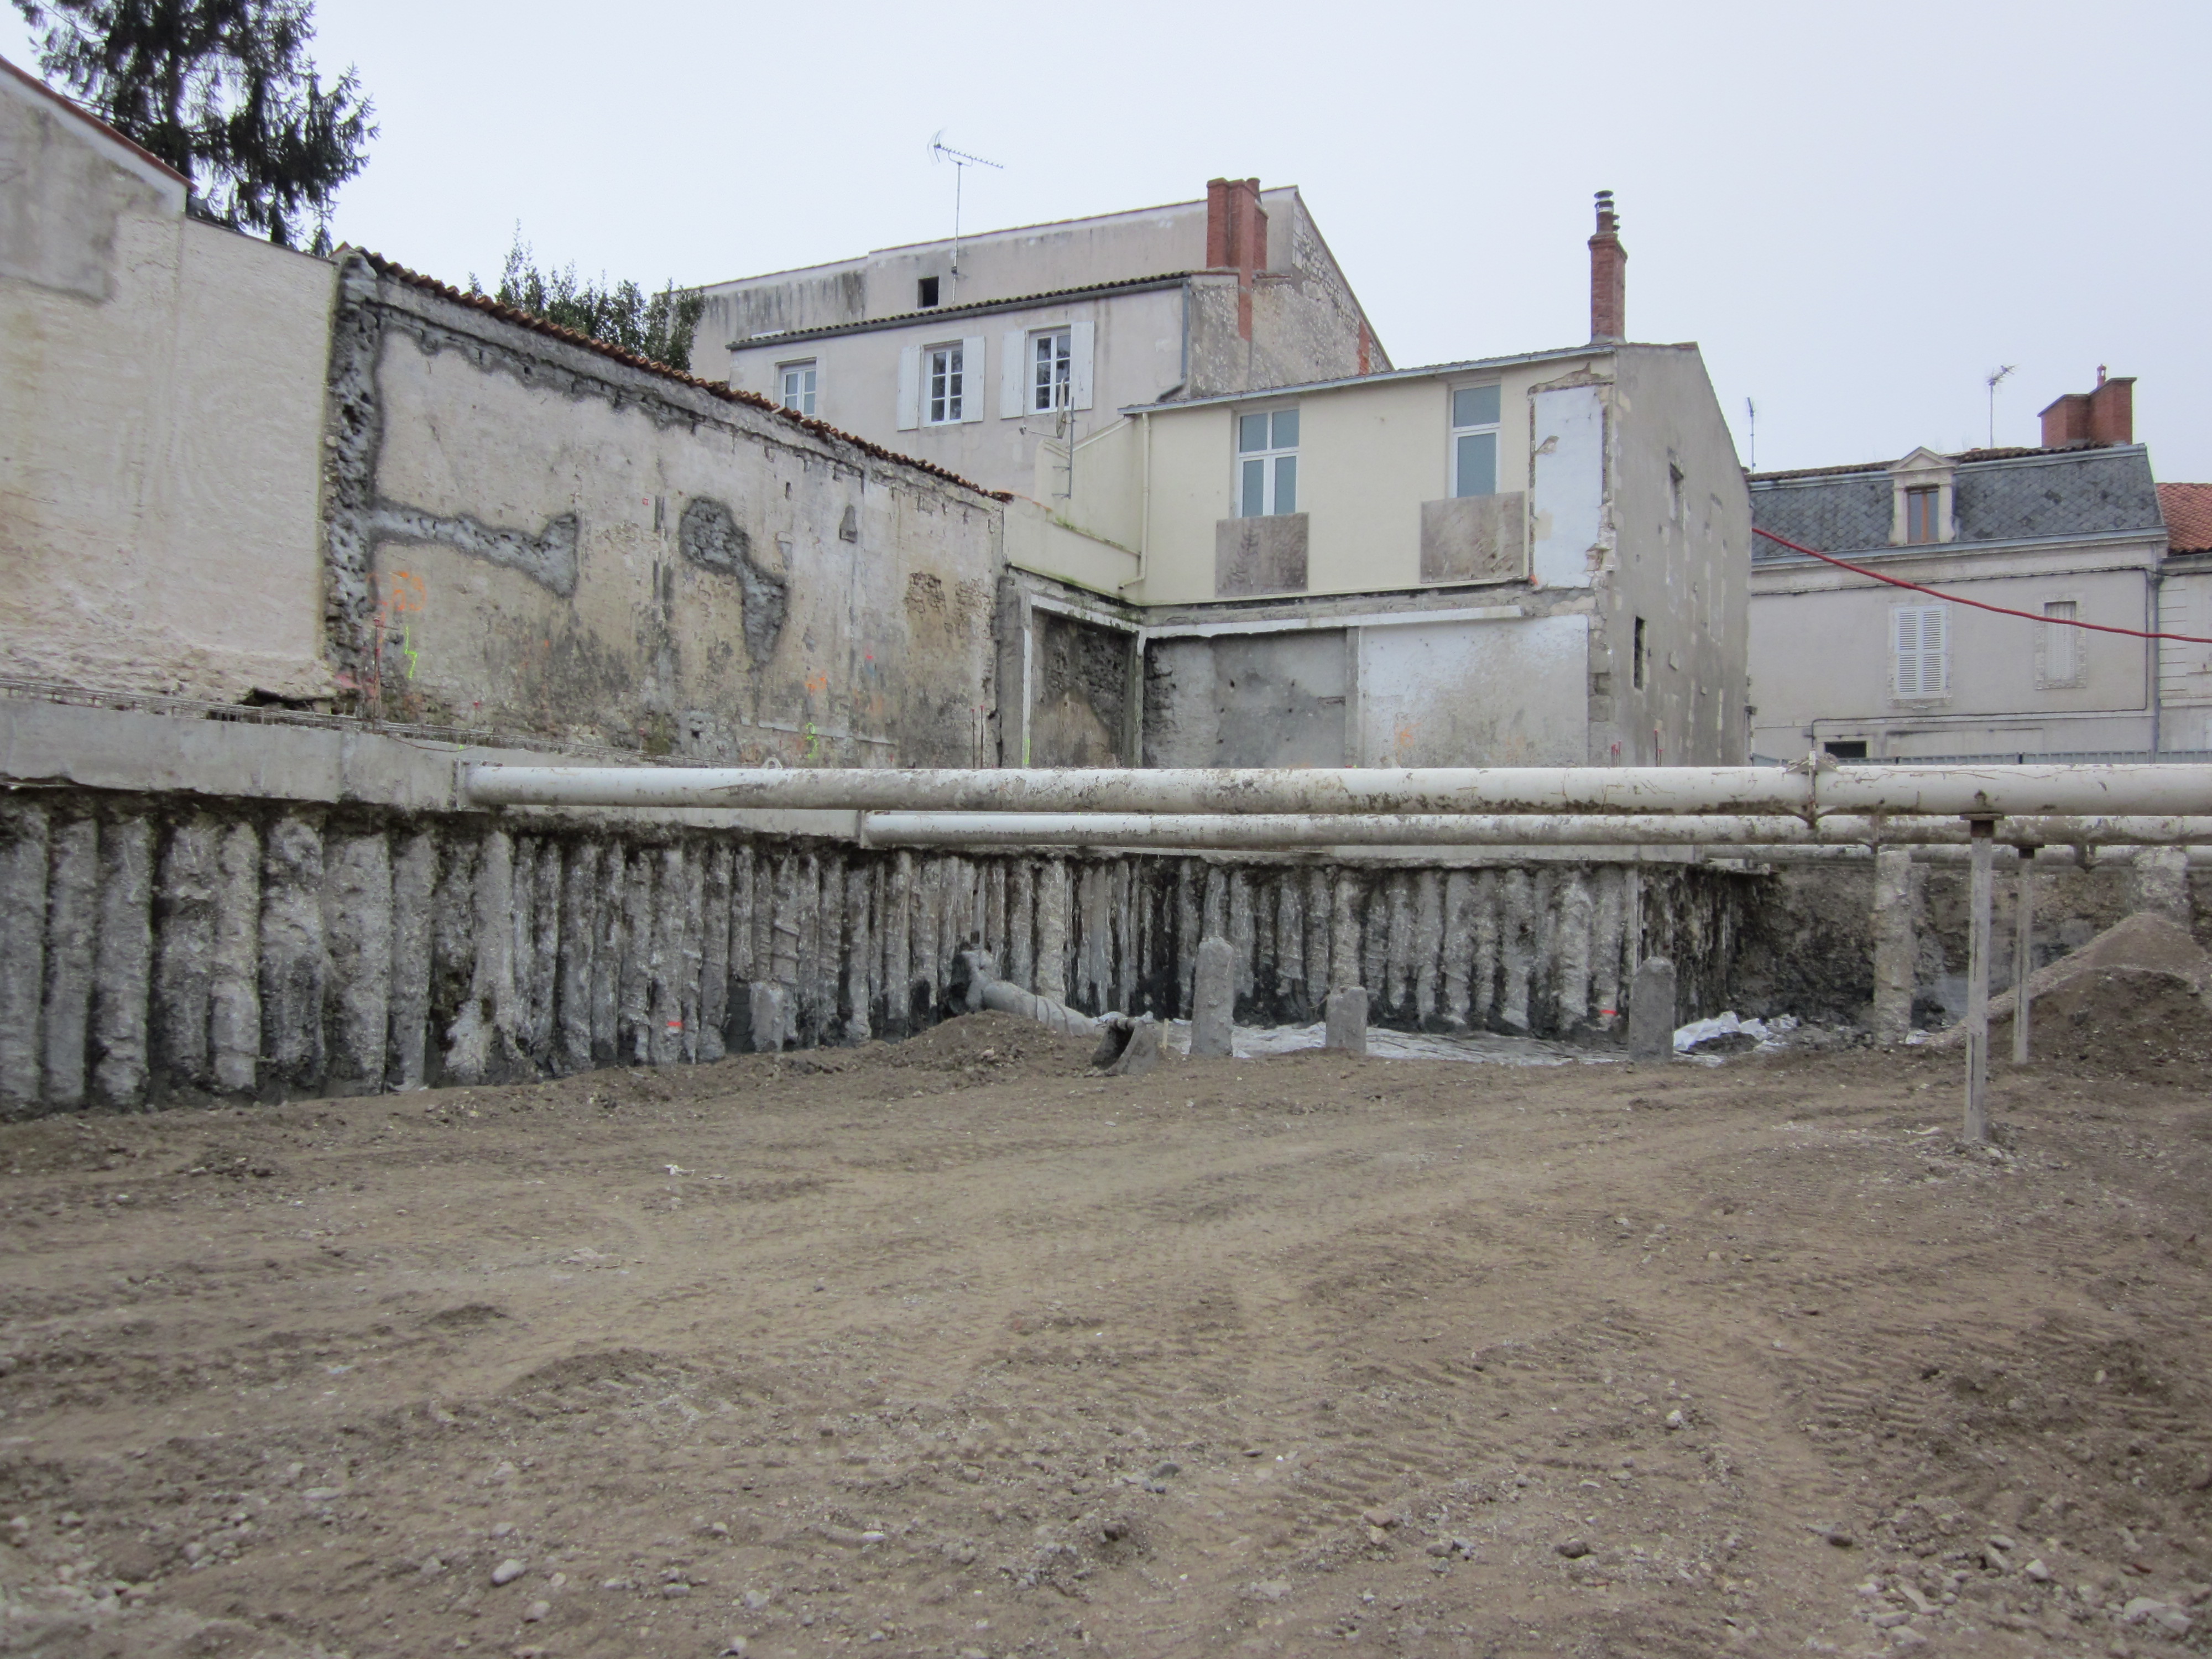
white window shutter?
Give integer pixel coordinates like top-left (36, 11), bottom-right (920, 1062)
top-left (1924, 604), bottom-right (1947, 695)
top-left (1893, 607), bottom-right (1919, 698)
top-left (895, 344), bottom-right (921, 431)
top-left (1000, 331), bottom-right (1025, 418)
top-left (961, 336), bottom-right (988, 423)
top-left (1069, 320), bottom-right (1095, 411)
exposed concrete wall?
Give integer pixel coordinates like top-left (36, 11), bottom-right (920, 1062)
top-left (327, 256), bottom-right (1004, 766)
top-left (1357, 615), bottom-right (1589, 766)
top-left (0, 779), bottom-right (1756, 1114)
top-left (1, 66), bottom-right (334, 702)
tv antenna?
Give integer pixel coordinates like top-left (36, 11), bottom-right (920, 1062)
top-left (1745, 397), bottom-right (1757, 469)
top-left (1985, 364), bottom-right (2017, 449)
top-left (928, 133), bottom-right (1003, 305)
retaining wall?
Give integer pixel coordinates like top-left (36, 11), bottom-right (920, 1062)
top-left (0, 786), bottom-right (1756, 1114)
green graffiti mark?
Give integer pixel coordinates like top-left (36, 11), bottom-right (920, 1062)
top-left (401, 625), bottom-right (419, 680)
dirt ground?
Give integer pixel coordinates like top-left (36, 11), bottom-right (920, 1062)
top-left (3, 1012), bottom-right (2210, 1659)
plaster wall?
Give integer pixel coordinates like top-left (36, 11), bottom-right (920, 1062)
top-left (1126, 361), bottom-right (1562, 608)
top-left (1599, 347), bottom-right (1751, 765)
top-left (1749, 551), bottom-right (2154, 760)
top-left (1357, 615), bottom-right (1589, 766)
top-left (329, 258), bottom-right (1003, 767)
top-left (1, 67), bottom-right (333, 702)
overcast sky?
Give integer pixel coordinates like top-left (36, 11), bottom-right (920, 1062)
top-left (8, 1), bottom-right (2206, 478)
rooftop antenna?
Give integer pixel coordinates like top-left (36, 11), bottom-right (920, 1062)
top-left (927, 133), bottom-right (1003, 306)
top-left (1985, 364), bottom-right (2016, 449)
top-left (1745, 397), bottom-right (1757, 469)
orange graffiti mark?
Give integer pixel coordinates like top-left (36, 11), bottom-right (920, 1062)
top-left (379, 570), bottom-right (427, 617)
top-left (805, 670), bottom-right (830, 695)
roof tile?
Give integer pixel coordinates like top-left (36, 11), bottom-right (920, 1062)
top-left (2158, 483), bottom-right (2212, 554)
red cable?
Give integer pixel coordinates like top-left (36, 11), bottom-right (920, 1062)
top-left (1751, 525), bottom-right (2212, 645)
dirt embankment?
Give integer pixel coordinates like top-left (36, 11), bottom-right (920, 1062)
top-left (2, 1015), bottom-right (2209, 1657)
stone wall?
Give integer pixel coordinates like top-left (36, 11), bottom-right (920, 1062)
top-left (0, 782), bottom-right (1758, 1115)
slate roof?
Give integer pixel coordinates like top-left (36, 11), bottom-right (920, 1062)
top-left (1750, 445), bottom-right (2164, 562)
top-left (726, 273), bottom-right (1197, 348)
top-left (2158, 483), bottom-right (2212, 554)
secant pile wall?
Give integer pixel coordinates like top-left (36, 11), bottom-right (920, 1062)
top-left (0, 784), bottom-right (1756, 1114)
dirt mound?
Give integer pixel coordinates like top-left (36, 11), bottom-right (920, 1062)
top-left (869, 1008), bottom-right (1103, 1078)
top-left (2010, 966), bottom-right (2212, 1071)
top-left (1927, 911), bottom-right (2212, 1051)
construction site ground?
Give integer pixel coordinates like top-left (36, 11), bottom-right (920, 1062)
top-left (3, 1004), bottom-right (2209, 1659)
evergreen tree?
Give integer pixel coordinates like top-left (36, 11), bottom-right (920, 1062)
top-left (13, 0), bottom-right (374, 249)
top-left (478, 229), bottom-right (706, 374)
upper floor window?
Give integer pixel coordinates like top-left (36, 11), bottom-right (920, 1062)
top-left (1238, 408), bottom-right (1298, 517)
top-left (917, 276), bottom-right (941, 309)
top-left (1032, 329), bottom-right (1072, 412)
top-left (1892, 603), bottom-right (1949, 699)
top-left (926, 343), bottom-right (965, 424)
top-left (779, 361), bottom-right (817, 416)
top-left (1451, 384), bottom-right (1501, 498)
top-left (1905, 486), bottom-right (1942, 544)
top-left (2041, 599), bottom-right (2080, 684)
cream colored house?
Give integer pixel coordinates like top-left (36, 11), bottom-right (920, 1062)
top-left (706, 178), bottom-right (1385, 503)
top-left (1000, 198), bottom-right (1754, 770)
top-left (1747, 375), bottom-right (2179, 762)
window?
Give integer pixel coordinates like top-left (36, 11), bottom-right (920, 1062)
top-left (2043, 599), bottom-right (2079, 683)
top-left (1031, 329), bottom-right (1072, 413)
top-left (1632, 616), bottom-right (1647, 690)
top-left (1905, 486), bottom-right (1942, 544)
top-left (1237, 408), bottom-right (1298, 517)
top-left (1451, 384), bottom-right (1500, 498)
top-left (779, 361), bottom-right (816, 416)
top-left (917, 276), bottom-right (941, 309)
top-left (1893, 604), bottom-right (1949, 698)
top-left (1823, 739), bottom-right (1869, 760)
top-left (926, 343), bottom-right (964, 425)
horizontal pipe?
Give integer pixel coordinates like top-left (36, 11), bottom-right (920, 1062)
top-left (466, 762), bottom-right (2212, 818)
top-left (855, 811), bottom-right (2212, 851)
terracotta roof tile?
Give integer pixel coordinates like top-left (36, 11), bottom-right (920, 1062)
top-left (351, 251), bottom-right (1008, 503)
top-left (2158, 482), bottom-right (2212, 554)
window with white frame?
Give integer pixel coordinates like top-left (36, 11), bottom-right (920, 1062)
top-left (1031, 329), bottom-right (1071, 413)
top-left (779, 360), bottom-right (817, 416)
top-left (925, 343), bottom-right (965, 425)
top-left (1450, 383), bottom-right (1500, 497)
top-left (1237, 408), bottom-right (1299, 517)
top-left (1892, 603), bottom-right (1949, 699)
top-left (2041, 599), bottom-right (2080, 684)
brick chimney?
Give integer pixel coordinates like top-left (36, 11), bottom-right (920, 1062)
top-left (2039, 367), bottom-right (2135, 447)
top-left (1588, 190), bottom-right (1626, 343)
top-left (1205, 176), bottom-right (1267, 340)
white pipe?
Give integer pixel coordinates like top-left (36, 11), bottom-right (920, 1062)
top-left (2012, 847), bottom-right (2036, 1067)
top-left (853, 812), bottom-right (2212, 851)
top-left (463, 762), bottom-right (2212, 818)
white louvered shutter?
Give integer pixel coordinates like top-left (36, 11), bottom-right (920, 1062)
top-left (1893, 604), bottom-right (1946, 698)
top-left (1000, 331), bottom-right (1025, 418)
top-left (960, 336), bottom-right (988, 423)
top-left (1069, 320), bottom-right (1095, 411)
top-left (895, 344), bottom-right (921, 431)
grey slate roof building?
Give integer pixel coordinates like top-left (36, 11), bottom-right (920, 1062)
top-left (1744, 384), bottom-right (2186, 765)
top-left (1751, 445), bottom-right (2164, 561)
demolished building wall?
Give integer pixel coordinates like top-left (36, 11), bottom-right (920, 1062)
top-left (325, 255), bottom-right (1007, 766)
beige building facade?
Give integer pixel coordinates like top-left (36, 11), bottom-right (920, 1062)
top-left (1000, 199), bottom-right (1752, 770)
top-left (707, 179), bottom-right (1386, 505)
